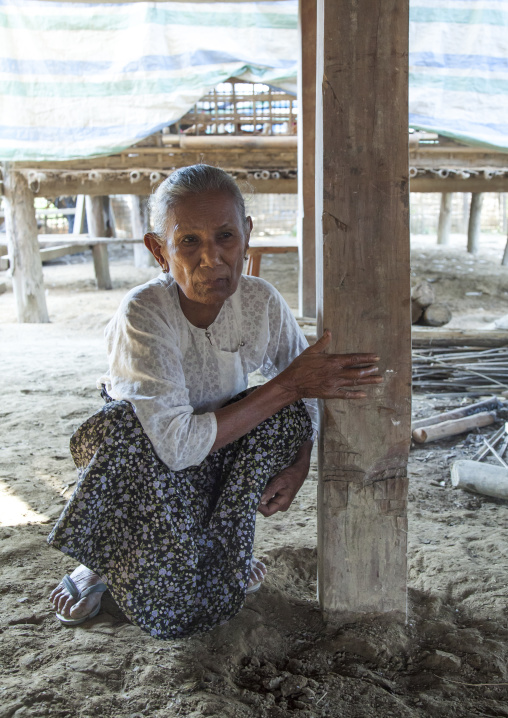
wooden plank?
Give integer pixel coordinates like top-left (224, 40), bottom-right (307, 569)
top-left (297, 0), bottom-right (317, 318)
top-left (437, 192), bottom-right (453, 245)
top-left (85, 196), bottom-right (112, 290)
top-left (315, 0), bottom-right (410, 617)
top-left (467, 192), bottom-right (484, 254)
top-left (39, 236), bottom-right (136, 245)
top-left (40, 244), bottom-right (89, 262)
top-left (2, 164), bottom-right (49, 323)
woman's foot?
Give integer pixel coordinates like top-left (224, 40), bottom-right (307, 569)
top-left (247, 557), bottom-right (267, 594)
top-left (50, 565), bottom-right (106, 622)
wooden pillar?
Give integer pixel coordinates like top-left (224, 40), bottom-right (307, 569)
top-left (131, 196), bottom-right (156, 268)
top-left (2, 164), bottom-right (49, 322)
top-left (315, 0), bottom-right (410, 616)
top-left (73, 195), bottom-right (86, 235)
top-left (85, 195), bottom-right (112, 290)
top-left (437, 192), bottom-right (453, 245)
top-left (467, 192), bottom-right (483, 254)
top-left (298, 0), bottom-right (317, 318)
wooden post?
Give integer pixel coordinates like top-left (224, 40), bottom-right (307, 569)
top-left (502, 232), bottom-right (508, 266)
top-left (437, 192), bottom-right (453, 245)
top-left (2, 164), bottom-right (49, 322)
top-left (131, 196), bottom-right (156, 268)
top-left (297, 0), bottom-right (317, 318)
top-left (85, 195), bottom-right (112, 290)
top-left (72, 195), bottom-right (86, 235)
top-left (467, 192), bottom-right (483, 254)
top-left (315, 0), bottom-right (410, 616)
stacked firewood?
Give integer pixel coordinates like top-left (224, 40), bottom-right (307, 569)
top-left (411, 279), bottom-right (451, 327)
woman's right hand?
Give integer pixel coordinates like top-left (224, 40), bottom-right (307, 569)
top-left (275, 330), bottom-right (382, 401)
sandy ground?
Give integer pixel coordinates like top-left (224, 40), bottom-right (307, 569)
top-left (1, 234), bottom-right (508, 718)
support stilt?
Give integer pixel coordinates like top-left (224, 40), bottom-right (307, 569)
top-left (85, 195), bottom-right (112, 290)
top-left (315, 0), bottom-right (410, 617)
top-left (298, 0), bottom-right (317, 318)
top-left (2, 164), bottom-right (49, 322)
top-left (437, 192), bottom-right (453, 245)
top-left (467, 192), bottom-right (483, 254)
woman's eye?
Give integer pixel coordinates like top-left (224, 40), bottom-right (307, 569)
top-left (181, 236), bottom-right (197, 244)
top-left (221, 232), bottom-right (233, 239)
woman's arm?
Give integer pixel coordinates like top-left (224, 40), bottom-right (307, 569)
top-left (211, 330), bottom-right (381, 452)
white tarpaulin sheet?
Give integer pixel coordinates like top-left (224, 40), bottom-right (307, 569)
top-left (409, 0), bottom-right (508, 151)
top-left (1, 0), bottom-right (508, 161)
top-left (0, 0), bottom-right (299, 160)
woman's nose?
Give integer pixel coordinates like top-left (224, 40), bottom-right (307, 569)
top-left (200, 241), bottom-right (222, 267)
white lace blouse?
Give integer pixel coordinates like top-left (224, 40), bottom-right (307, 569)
top-left (100, 274), bottom-right (318, 471)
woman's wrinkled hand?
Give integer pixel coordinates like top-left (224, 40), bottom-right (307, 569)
top-left (258, 441), bottom-right (312, 517)
top-left (257, 463), bottom-right (305, 517)
top-left (275, 330), bottom-right (382, 402)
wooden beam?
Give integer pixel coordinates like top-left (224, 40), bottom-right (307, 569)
top-left (18, 176), bottom-right (298, 197)
top-left (85, 196), bottom-right (112, 290)
top-left (2, 164), bottom-right (49, 322)
top-left (437, 192), bottom-right (453, 245)
top-left (411, 177), bottom-right (508, 193)
top-left (315, 0), bottom-right (410, 617)
top-left (297, 0), bottom-right (317, 318)
top-left (467, 192), bottom-right (484, 254)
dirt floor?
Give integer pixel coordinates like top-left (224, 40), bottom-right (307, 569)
top-left (1, 232), bottom-right (508, 718)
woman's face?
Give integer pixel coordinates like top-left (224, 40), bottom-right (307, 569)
top-left (152, 190), bottom-right (251, 312)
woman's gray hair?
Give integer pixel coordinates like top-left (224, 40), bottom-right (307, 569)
top-left (149, 164), bottom-right (248, 240)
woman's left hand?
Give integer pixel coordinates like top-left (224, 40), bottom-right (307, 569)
top-left (258, 439), bottom-right (313, 517)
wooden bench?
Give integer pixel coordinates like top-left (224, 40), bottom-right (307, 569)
top-left (245, 237), bottom-right (299, 276)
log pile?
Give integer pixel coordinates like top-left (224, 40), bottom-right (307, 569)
top-left (411, 397), bottom-right (503, 443)
top-left (411, 279), bottom-right (452, 327)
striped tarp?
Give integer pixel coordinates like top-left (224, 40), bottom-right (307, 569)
top-left (0, 0), bottom-right (299, 160)
top-left (1, 0), bottom-right (508, 161)
top-left (409, 0), bottom-right (508, 151)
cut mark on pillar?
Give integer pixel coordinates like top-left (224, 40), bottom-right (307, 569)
top-left (323, 211), bottom-right (349, 233)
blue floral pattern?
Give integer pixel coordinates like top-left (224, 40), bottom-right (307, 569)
top-left (48, 391), bottom-right (312, 639)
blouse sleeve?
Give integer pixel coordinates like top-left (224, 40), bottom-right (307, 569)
top-left (259, 285), bottom-right (319, 434)
top-left (105, 295), bottom-right (217, 472)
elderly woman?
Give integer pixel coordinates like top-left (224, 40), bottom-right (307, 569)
top-left (49, 165), bottom-right (381, 639)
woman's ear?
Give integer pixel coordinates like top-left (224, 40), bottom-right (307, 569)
top-left (144, 233), bottom-right (168, 271)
